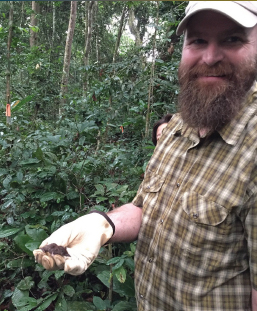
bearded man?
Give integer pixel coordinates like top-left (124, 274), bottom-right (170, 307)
top-left (34, 2), bottom-right (257, 310)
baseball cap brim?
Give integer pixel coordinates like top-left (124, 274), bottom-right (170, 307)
top-left (176, 1), bottom-right (257, 36)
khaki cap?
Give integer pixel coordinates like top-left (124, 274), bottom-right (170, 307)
top-left (176, 1), bottom-right (257, 35)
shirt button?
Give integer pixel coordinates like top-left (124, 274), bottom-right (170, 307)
top-left (177, 183), bottom-right (180, 187)
top-left (160, 219), bottom-right (164, 224)
top-left (140, 294), bottom-right (144, 299)
top-left (193, 213), bottom-right (198, 219)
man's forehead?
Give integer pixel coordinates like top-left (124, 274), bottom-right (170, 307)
top-left (176, 1), bottom-right (257, 36)
top-left (186, 26), bottom-right (247, 38)
top-left (186, 11), bottom-right (247, 37)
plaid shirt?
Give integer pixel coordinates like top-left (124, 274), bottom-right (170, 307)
top-left (133, 82), bottom-right (257, 311)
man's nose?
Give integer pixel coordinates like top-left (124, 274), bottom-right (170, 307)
top-left (202, 42), bottom-right (224, 66)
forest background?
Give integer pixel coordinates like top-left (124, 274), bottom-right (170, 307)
top-left (0, 1), bottom-right (186, 310)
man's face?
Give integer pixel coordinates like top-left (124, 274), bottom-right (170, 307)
top-left (156, 123), bottom-right (168, 142)
top-left (178, 11), bottom-right (257, 131)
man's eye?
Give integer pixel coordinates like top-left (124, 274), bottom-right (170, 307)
top-left (225, 36), bottom-right (242, 43)
top-left (192, 39), bottom-right (206, 44)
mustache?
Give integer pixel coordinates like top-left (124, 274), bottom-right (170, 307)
top-left (179, 62), bottom-right (234, 81)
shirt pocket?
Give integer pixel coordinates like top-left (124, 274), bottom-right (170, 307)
top-left (181, 191), bottom-right (229, 230)
top-left (179, 192), bottom-right (233, 274)
top-left (141, 172), bottom-right (165, 214)
top-left (143, 171), bottom-right (165, 193)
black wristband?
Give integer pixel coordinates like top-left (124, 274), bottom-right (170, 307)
top-left (88, 210), bottom-right (115, 235)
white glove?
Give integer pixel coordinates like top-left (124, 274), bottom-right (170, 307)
top-left (33, 211), bottom-right (115, 275)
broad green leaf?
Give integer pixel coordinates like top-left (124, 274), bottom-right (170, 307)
top-left (19, 301), bottom-right (38, 311)
top-left (12, 287), bottom-right (28, 308)
top-left (11, 95), bottom-right (34, 112)
top-left (44, 151), bottom-right (58, 161)
top-left (113, 258), bottom-right (125, 270)
top-left (45, 135), bottom-right (62, 143)
top-left (25, 225), bottom-right (48, 241)
top-left (17, 171), bottom-right (23, 181)
top-left (35, 293), bottom-right (58, 311)
top-left (14, 234), bottom-right (33, 256)
top-left (25, 241), bottom-right (41, 251)
top-left (20, 158), bottom-right (41, 165)
top-left (114, 266), bottom-right (126, 283)
top-left (54, 294), bottom-right (68, 311)
top-left (17, 276), bottom-right (34, 291)
top-left (40, 192), bottom-right (58, 202)
top-left (106, 257), bottom-right (122, 265)
top-left (112, 301), bottom-right (137, 311)
top-left (0, 227), bottom-right (22, 238)
top-left (123, 251), bottom-right (133, 257)
top-left (104, 182), bottom-right (118, 192)
top-left (79, 136), bottom-right (86, 146)
top-left (3, 175), bottom-right (12, 189)
top-left (30, 26), bottom-right (39, 33)
top-left (96, 269), bottom-right (135, 297)
top-left (7, 258), bottom-right (34, 269)
top-left (96, 196), bottom-right (107, 203)
top-left (116, 185), bottom-right (128, 194)
top-left (0, 168), bottom-right (8, 176)
top-left (67, 191), bottom-right (79, 200)
top-left (33, 147), bottom-right (44, 160)
top-left (54, 270), bottom-right (65, 280)
top-left (130, 242), bottom-right (136, 253)
top-left (93, 296), bottom-right (107, 310)
top-left (16, 296), bottom-right (37, 310)
top-left (94, 184), bottom-right (105, 195)
top-left (12, 285), bottom-right (37, 309)
top-left (67, 301), bottom-right (95, 311)
top-left (125, 257), bottom-right (135, 271)
top-left (63, 285), bottom-right (75, 297)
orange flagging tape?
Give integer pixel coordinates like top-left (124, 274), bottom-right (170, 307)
top-left (6, 104), bottom-right (11, 117)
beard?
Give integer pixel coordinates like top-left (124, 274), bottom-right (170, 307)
top-left (177, 57), bottom-right (257, 131)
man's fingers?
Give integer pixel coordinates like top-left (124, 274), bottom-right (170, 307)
top-left (33, 249), bottom-right (45, 265)
top-left (41, 254), bottom-right (58, 270)
top-left (33, 248), bottom-right (59, 270)
top-left (53, 254), bottom-right (66, 269)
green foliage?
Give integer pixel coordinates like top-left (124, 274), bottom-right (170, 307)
top-left (0, 115), bottom-right (143, 310)
top-left (0, 1), bottom-right (186, 310)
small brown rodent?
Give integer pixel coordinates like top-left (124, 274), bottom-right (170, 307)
top-left (40, 243), bottom-right (70, 257)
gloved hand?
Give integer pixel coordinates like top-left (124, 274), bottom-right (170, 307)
top-left (33, 211), bottom-right (115, 275)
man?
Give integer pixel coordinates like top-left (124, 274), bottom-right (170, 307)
top-left (152, 113), bottom-right (173, 146)
top-left (34, 2), bottom-right (257, 310)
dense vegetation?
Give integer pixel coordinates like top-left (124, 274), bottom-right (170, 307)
top-left (0, 1), bottom-right (186, 310)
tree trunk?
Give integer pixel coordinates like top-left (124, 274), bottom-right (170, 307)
top-left (83, 1), bottom-right (96, 94)
top-left (112, 4), bottom-right (127, 63)
top-left (52, 1), bottom-right (56, 48)
top-left (145, 2), bottom-right (159, 138)
top-left (59, 1), bottom-right (77, 116)
top-left (30, 1), bottom-right (40, 47)
top-left (20, 1), bottom-right (25, 28)
top-left (128, 7), bottom-right (142, 47)
top-left (84, 1), bottom-right (95, 65)
top-left (84, 1), bottom-right (89, 51)
top-left (95, 2), bottom-right (99, 63)
top-left (6, 2), bottom-right (13, 125)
